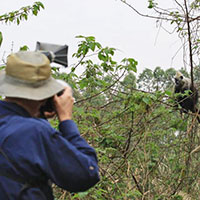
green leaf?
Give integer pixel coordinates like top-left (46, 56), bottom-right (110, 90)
top-left (98, 53), bottom-right (107, 62)
top-left (89, 42), bottom-right (96, 51)
top-left (36, 2), bottom-right (45, 9)
top-left (95, 42), bottom-right (102, 49)
top-left (148, 0), bottom-right (157, 9)
top-left (19, 45), bottom-right (29, 51)
top-left (72, 192), bottom-right (88, 199)
top-left (0, 32), bottom-right (3, 47)
top-left (86, 36), bottom-right (95, 42)
top-left (32, 6), bottom-right (38, 16)
top-left (149, 94), bottom-right (157, 101)
top-left (121, 58), bottom-right (138, 72)
top-left (142, 97), bottom-right (151, 105)
top-left (79, 79), bottom-right (88, 89)
top-left (75, 35), bottom-right (84, 39)
top-left (17, 18), bottom-right (20, 25)
top-left (23, 14), bottom-right (28, 20)
top-left (165, 90), bottom-right (172, 96)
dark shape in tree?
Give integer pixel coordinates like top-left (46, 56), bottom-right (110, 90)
top-left (174, 71), bottom-right (200, 122)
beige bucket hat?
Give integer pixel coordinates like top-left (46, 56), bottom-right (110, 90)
top-left (0, 51), bottom-right (65, 100)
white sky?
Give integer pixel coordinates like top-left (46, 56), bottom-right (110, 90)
top-left (0, 0), bottom-right (184, 74)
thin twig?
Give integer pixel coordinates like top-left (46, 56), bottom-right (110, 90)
top-left (120, 0), bottom-right (173, 21)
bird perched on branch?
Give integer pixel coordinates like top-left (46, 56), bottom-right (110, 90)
top-left (174, 71), bottom-right (200, 122)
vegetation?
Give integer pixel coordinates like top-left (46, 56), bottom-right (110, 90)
top-left (1, 1), bottom-right (200, 199)
top-left (50, 35), bottom-right (200, 200)
top-left (0, 1), bottom-right (44, 47)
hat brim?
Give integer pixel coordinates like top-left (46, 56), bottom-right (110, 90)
top-left (0, 70), bottom-right (65, 100)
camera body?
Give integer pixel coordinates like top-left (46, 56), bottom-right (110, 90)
top-left (39, 90), bottom-right (64, 118)
top-left (39, 81), bottom-right (71, 119)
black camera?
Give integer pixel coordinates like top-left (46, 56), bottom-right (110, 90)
top-left (39, 90), bottom-right (64, 119)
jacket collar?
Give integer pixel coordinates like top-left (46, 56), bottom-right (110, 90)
top-left (0, 100), bottom-right (31, 117)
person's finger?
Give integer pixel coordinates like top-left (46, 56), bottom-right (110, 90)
top-left (44, 111), bottom-right (56, 118)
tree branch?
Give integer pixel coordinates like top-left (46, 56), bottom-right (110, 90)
top-left (184, 0), bottom-right (194, 90)
top-left (120, 0), bottom-right (172, 21)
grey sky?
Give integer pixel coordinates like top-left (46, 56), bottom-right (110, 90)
top-left (0, 0), bottom-right (183, 74)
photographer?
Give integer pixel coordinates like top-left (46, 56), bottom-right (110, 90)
top-left (0, 51), bottom-right (99, 199)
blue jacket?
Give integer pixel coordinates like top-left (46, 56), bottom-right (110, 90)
top-left (0, 100), bottom-right (99, 199)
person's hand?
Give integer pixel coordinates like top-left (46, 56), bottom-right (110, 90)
top-left (43, 110), bottom-right (56, 119)
top-left (53, 86), bottom-right (74, 122)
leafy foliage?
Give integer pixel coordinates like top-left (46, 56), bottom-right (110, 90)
top-left (50, 36), bottom-right (200, 200)
top-left (1, 0), bottom-right (200, 199)
top-left (0, 2), bottom-right (44, 25)
top-left (148, 0), bottom-right (157, 9)
top-left (0, 1), bottom-right (44, 49)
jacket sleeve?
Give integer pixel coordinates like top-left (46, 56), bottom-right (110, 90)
top-left (4, 119), bottom-right (100, 193)
top-left (40, 119), bottom-right (100, 192)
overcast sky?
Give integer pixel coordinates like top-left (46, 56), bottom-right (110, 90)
top-left (0, 0), bottom-right (183, 74)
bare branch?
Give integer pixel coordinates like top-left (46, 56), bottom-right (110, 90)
top-left (120, 0), bottom-right (173, 21)
top-left (184, 0), bottom-right (194, 89)
top-left (174, 0), bottom-right (186, 14)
